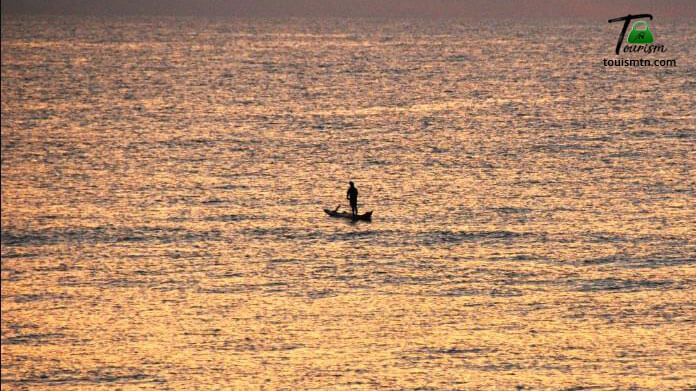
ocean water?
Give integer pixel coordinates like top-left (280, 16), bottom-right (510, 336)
top-left (1, 15), bottom-right (695, 390)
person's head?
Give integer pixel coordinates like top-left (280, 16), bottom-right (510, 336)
top-left (349, 181), bottom-right (354, 187)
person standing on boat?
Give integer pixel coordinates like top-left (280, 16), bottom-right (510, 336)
top-left (347, 181), bottom-right (359, 217)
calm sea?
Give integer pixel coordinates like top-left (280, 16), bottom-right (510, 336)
top-left (1, 15), bottom-right (695, 390)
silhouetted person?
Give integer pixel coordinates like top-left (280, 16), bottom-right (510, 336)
top-left (347, 181), bottom-right (358, 217)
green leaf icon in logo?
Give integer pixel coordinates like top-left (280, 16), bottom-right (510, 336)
top-left (627, 21), bottom-right (654, 44)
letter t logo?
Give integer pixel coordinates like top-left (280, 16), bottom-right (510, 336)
top-left (608, 14), bottom-right (653, 54)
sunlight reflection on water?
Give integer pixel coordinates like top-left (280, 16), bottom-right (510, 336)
top-left (1, 16), bottom-right (695, 390)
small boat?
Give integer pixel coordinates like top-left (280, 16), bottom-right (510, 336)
top-left (324, 205), bottom-right (372, 221)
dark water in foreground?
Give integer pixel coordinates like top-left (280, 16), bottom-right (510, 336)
top-left (2, 16), bottom-right (695, 390)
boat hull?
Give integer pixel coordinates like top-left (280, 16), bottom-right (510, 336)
top-left (324, 209), bottom-right (372, 221)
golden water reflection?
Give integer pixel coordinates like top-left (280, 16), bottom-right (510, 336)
top-left (2, 16), bottom-right (695, 390)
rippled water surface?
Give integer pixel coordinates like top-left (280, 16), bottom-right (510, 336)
top-left (2, 16), bottom-right (695, 390)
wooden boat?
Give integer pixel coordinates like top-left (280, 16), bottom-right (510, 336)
top-left (324, 205), bottom-right (372, 221)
